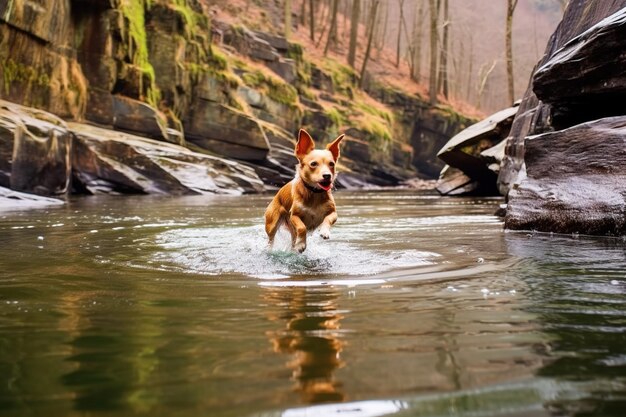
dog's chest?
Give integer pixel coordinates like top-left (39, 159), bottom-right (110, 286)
top-left (295, 204), bottom-right (329, 230)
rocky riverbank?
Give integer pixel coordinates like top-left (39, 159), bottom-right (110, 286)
top-left (433, 0), bottom-right (626, 236)
top-left (0, 0), bottom-right (475, 208)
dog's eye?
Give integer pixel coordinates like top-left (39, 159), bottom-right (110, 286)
top-left (310, 161), bottom-right (318, 167)
top-left (329, 162), bottom-right (335, 168)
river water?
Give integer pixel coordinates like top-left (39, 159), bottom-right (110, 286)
top-left (1, 191), bottom-right (625, 417)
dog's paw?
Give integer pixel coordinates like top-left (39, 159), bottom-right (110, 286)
top-left (293, 241), bottom-right (306, 253)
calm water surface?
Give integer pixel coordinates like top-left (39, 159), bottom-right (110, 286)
top-left (1, 191), bottom-right (625, 417)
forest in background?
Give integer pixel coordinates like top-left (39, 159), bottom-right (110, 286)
top-left (216, 0), bottom-right (565, 114)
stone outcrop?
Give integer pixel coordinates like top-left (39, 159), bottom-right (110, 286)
top-left (505, 117), bottom-right (626, 235)
top-left (436, 105), bottom-right (518, 196)
top-left (0, 186), bottom-right (64, 210)
top-left (0, 101), bottom-right (72, 196)
top-left (499, 1), bottom-right (626, 235)
top-left (498, 0), bottom-right (626, 195)
top-left (0, 0), bottom-right (476, 202)
top-left (71, 122), bottom-right (264, 195)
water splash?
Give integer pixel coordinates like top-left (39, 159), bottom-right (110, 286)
top-left (151, 225), bottom-right (436, 279)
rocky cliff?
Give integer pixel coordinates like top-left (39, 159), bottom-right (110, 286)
top-left (0, 0), bottom-right (474, 204)
top-left (498, 0), bottom-right (626, 235)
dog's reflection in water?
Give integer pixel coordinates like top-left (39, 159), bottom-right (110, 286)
top-left (264, 287), bottom-right (345, 403)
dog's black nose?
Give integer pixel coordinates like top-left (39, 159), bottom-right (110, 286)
top-left (323, 174), bottom-right (332, 181)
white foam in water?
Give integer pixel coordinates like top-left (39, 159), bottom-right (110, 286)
top-left (152, 225), bottom-right (436, 279)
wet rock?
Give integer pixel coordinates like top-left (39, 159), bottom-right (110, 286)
top-left (436, 166), bottom-right (479, 196)
top-left (505, 117), bottom-right (626, 235)
top-left (498, 0), bottom-right (626, 195)
top-left (436, 105), bottom-right (518, 195)
top-left (0, 186), bottom-right (64, 211)
top-left (0, 101), bottom-right (72, 196)
top-left (70, 122), bottom-right (264, 195)
top-left (533, 7), bottom-right (626, 129)
top-left (252, 31), bottom-right (290, 53)
top-left (111, 96), bottom-right (173, 143)
top-left (223, 24), bottom-right (280, 62)
top-left (183, 101), bottom-right (271, 162)
top-left (267, 58), bottom-right (297, 84)
top-left (310, 65), bottom-right (334, 94)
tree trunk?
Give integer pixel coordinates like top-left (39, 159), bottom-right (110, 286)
top-left (359, 0), bottom-right (380, 88)
top-left (284, 0), bottom-right (292, 38)
top-left (411, 0), bottom-right (425, 82)
top-left (437, 0), bottom-right (449, 98)
top-left (348, 0), bottom-right (360, 68)
top-left (506, 0), bottom-right (518, 105)
top-left (309, 0), bottom-right (315, 41)
top-left (324, 0), bottom-right (340, 56)
top-left (428, 0), bottom-right (438, 105)
top-left (466, 33), bottom-right (473, 101)
top-left (395, 0), bottom-right (405, 68)
top-left (477, 60), bottom-right (497, 109)
top-left (376, 0), bottom-right (388, 57)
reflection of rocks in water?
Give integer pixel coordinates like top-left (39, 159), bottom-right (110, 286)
top-left (264, 288), bottom-right (345, 404)
top-left (505, 232), bottom-right (626, 416)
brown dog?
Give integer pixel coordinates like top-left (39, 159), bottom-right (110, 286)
top-left (264, 129), bottom-right (344, 253)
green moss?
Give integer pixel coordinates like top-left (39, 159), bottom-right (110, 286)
top-left (359, 118), bottom-right (392, 142)
top-left (1, 58), bottom-right (51, 93)
top-left (355, 101), bottom-right (393, 124)
top-left (208, 46), bottom-right (229, 71)
top-left (120, 0), bottom-right (160, 106)
top-left (325, 107), bottom-right (346, 127)
top-left (287, 42), bottom-right (304, 62)
top-left (186, 62), bottom-right (241, 89)
top-left (241, 70), bottom-right (299, 107)
top-left (321, 58), bottom-right (358, 96)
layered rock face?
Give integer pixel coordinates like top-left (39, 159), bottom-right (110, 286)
top-left (500, 0), bottom-right (626, 235)
top-left (435, 105), bottom-right (518, 196)
top-left (0, 0), bottom-right (474, 202)
top-left (0, 100), bottom-right (264, 198)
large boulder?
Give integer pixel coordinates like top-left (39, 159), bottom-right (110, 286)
top-left (70, 122), bottom-right (264, 195)
top-left (505, 117), bottom-right (626, 235)
top-left (0, 186), bottom-right (64, 211)
top-left (111, 96), bottom-right (173, 143)
top-left (436, 105), bottom-right (518, 196)
top-left (498, 0), bottom-right (626, 195)
top-left (183, 101), bottom-right (271, 162)
top-left (499, 0), bottom-right (626, 236)
top-left (0, 100), bottom-right (72, 196)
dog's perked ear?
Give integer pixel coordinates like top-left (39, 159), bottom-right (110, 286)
top-left (326, 134), bottom-right (345, 161)
top-left (295, 129), bottom-right (315, 160)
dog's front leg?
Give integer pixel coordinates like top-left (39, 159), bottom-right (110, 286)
top-left (289, 214), bottom-right (307, 253)
top-left (319, 211), bottom-right (337, 240)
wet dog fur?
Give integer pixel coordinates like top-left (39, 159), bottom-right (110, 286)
top-left (264, 129), bottom-right (344, 253)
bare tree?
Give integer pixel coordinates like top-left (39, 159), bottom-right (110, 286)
top-left (395, 0), bottom-right (405, 68)
top-left (348, 0), bottom-right (361, 68)
top-left (506, 0), bottom-right (518, 105)
top-left (376, 0), bottom-right (388, 58)
top-left (284, 0), bottom-right (292, 38)
top-left (411, 0), bottom-right (425, 82)
top-left (428, 0), bottom-right (438, 105)
top-left (359, 0), bottom-right (380, 87)
top-left (309, 0), bottom-right (315, 41)
top-left (324, 0), bottom-right (340, 55)
top-left (477, 60), bottom-right (497, 109)
top-left (437, 0), bottom-right (449, 98)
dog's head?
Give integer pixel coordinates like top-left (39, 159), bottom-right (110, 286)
top-left (295, 129), bottom-right (344, 192)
